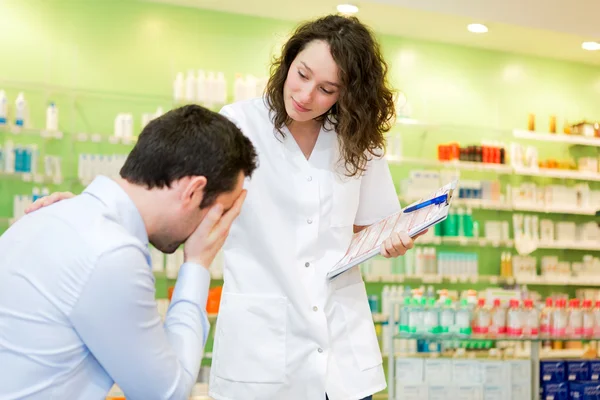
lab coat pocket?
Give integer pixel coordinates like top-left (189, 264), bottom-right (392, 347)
top-left (214, 292), bottom-right (287, 383)
top-left (330, 177), bottom-right (361, 228)
top-left (337, 282), bottom-right (383, 371)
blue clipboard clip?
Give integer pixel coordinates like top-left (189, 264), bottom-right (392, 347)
top-left (403, 189), bottom-right (454, 214)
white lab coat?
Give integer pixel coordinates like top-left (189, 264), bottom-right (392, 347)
top-left (209, 98), bottom-right (401, 400)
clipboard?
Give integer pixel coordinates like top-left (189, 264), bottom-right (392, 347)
top-left (326, 179), bottom-right (458, 280)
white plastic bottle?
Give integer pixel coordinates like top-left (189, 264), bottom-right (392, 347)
top-left (173, 72), bottom-right (185, 103)
top-left (539, 298), bottom-right (553, 337)
top-left (522, 299), bottom-right (539, 337)
top-left (233, 73), bottom-right (246, 102)
top-left (123, 114), bottom-right (134, 139)
top-left (0, 90), bottom-right (7, 125)
top-left (196, 70), bottom-right (207, 105)
top-left (454, 299), bottom-right (472, 336)
top-left (423, 298), bottom-right (439, 335)
top-left (205, 71), bottom-right (216, 108)
top-left (216, 72), bottom-right (227, 105)
top-left (4, 140), bottom-right (14, 173)
top-left (114, 114), bottom-right (125, 138)
top-left (567, 299), bottom-right (583, 338)
top-left (551, 298), bottom-right (567, 338)
top-left (245, 74), bottom-right (257, 99)
top-left (506, 299), bottom-right (523, 337)
top-left (184, 70), bottom-right (196, 103)
top-left (45, 102), bottom-right (59, 131)
top-left (473, 298), bottom-right (490, 335)
top-left (582, 299), bottom-right (595, 338)
top-left (489, 298), bottom-right (506, 336)
top-left (14, 92), bottom-right (27, 127)
top-left (593, 300), bottom-right (600, 337)
top-left (439, 298), bottom-right (454, 335)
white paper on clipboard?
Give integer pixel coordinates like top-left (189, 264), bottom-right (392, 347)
top-left (326, 179), bottom-right (458, 280)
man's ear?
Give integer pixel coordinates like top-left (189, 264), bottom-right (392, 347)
top-left (181, 176), bottom-right (207, 209)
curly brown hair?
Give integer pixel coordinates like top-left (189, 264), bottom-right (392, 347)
top-left (265, 14), bottom-right (396, 176)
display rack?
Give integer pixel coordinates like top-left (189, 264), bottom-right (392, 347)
top-left (385, 300), bottom-right (600, 400)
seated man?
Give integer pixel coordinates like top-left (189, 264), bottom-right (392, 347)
top-left (0, 104), bottom-right (258, 400)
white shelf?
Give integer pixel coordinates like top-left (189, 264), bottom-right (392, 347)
top-left (75, 132), bottom-right (137, 144)
top-left (0, 171), bottom-right (63, 184)
top-left (0, 125), bottom-right (63, 139)
top-left (419, 236), bottom-right (514, 248)
top-left (409, 197), bottom-right (597, 216)
top-left (514, 129), bottom-right (600, 147)
top-left (390, 156), bottom-right (600, 182)
top-left (513, 165), bottom-right (600, 181)
top-left (392, 156), bottom-right (513, 174)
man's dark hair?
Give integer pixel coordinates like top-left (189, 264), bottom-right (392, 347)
top-left (120, 104), bottom-right (258, 208)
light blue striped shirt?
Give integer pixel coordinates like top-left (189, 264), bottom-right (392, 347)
top-left (0, 176), bottom-right (210, 400)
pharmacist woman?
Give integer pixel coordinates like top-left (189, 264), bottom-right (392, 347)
top-left (28, 15), bottom-right (421, 400)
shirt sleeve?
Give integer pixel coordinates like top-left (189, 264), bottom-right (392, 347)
top-left (69, 246), bottom-right (210, 400)
top-left (354, 153), bottom-right (401, 226)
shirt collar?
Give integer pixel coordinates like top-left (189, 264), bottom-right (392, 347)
top-left (83, 176), bottom-right (149, 248)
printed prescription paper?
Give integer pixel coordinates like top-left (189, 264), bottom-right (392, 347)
top-left (327, 180), bottom-right (457, 280)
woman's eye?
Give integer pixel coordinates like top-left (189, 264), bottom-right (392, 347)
top-left (321, 88), bottom-right (333, 95)
top-left (298, 71), bottom-right (307, 79)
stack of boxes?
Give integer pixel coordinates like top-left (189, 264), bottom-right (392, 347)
top-left (541, 359), bottom-right (600, 399)
top-left (394, 357), bottom-right (531, 400)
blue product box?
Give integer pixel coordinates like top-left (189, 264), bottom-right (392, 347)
top-left (569, 381), bottom-right (600, 400)
top-left (541, 361), bottom-right (566, 384)
top-left (568, 361), bottom-right (590, 382)
top-left (589, 361), bottom-right (600, 381)
top-left (541, 382), bottom-right (568, 400)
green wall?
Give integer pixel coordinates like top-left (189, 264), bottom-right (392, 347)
top-left (1, 1), bottom-right (599, 293)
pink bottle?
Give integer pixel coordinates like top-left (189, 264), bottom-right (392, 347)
top-left (551, 299), bottom-right (567, 338)
top-left (582, 300), bottom-right (595, 338)
top-left (473, 298), bottom-right (490, 335)
top-left (489, 298), bottom-right (506, 336)
top-left (567, 299), bottom-right (583, 338)
top-left (522, 299), bottom-right (539, 337)
top-left (507, 299), bottom-right (523, 337)
top-left (539, 298), bottom-right (553, 337)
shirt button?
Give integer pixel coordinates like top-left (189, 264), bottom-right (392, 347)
top-left (313, 306), bottom-right (318, 312)
top-left (318, 348), bottom-right (323, 353)
top-left (307, 176), bottom-right (313, 182)
top-left (305, 262), bottom-right (310, 268)
top-left (307, 218), bottom-right (313, 224)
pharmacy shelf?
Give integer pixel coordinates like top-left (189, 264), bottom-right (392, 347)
top-left (390, 156), bottom-right (513, 174)
top-left (393, 332), bottom-right (600, 342)
top-left (364, 274), bottom-right (515, 285)
top-left (0, 171), bottom-right (63, 185)
top-left (0, 125), bottom-right (64, 139)
top-left (365, 273), bottom-right (600, 287)
top-left (73, 132), bottom-right (137, 145)
top-left (390, 156), bottom-right (600, 182)
top-left (535, 241), bottom-right (600, 251)
top-left (418, 236), bottom-right (514, 248)
top-left (513, 165), bottom-right (600, 181)
top-left (401, 196), bottom-right (598, 216)
top-left (513, 129), bottom-right (600, 147)
top-left (515, 275), bottom-right (600, 286)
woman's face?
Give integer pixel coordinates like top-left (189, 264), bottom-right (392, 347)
top-left (283, 40), bottom-right (341, 123)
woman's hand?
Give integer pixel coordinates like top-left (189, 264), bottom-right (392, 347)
top-left (25, 192), bottom-right (76, 214)
top-left (380, 229), bottom-right (427, 258)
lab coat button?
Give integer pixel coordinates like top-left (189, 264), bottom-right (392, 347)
top-left (313, 306), bottom-right (318, 312)
top-left (307, 176), bottom-right (312, 182)
top-left (307, 218), bottom-right (313, 224)
top-left (318, 348), bottom-right (323, 353)
top-left (305, 262), bottom-right (310, 268)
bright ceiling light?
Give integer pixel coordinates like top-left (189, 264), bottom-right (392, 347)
top-left (337, 4), bottom-right (359, 14)
top-left (582, 41), bottom-right (600, 51)
top-left (467, 23), bottom-right (488, 34)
